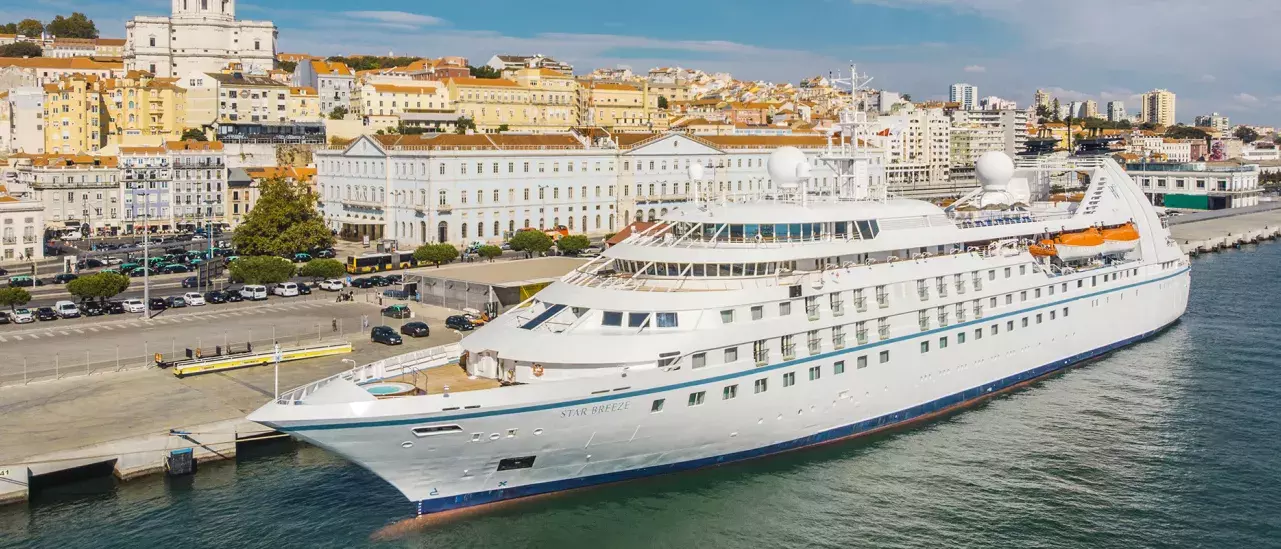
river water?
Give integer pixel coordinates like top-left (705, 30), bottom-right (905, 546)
top-left (3, 243), bottom-right (1280, 548)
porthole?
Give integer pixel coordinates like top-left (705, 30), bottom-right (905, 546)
top-left (490, 433), bottom-right (500, 440)
top-left (533, 428), bottom-right (544, 436)
top-left (401, 441), bottom-right (413, 448)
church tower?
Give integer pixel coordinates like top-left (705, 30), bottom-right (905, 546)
top-left (172, 0), bottom-right (235, 20)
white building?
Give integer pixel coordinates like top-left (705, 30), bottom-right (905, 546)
top-left (315, 133), bottom-right (852, 245)
top-left (1160, 139), bottom-right (1193, 163)
top-left (1107, 101), bottom-right (1126, 122)
top-left (1241, 143), bottom-right (1281, 161)
top-left (1127, 161), bottom-right (1261, 210)
top-left (125, 0), bottom-right (277, 78)
top-left (872, 105), bottom-right (955, 196)
top-left (978, 96), bottom-right (1016, 111)
top-left (0, 186), bottom-right (44, 263)
top-left (1194, 113), bottom-right (1229, 131)
top-left (949, 108), bottom-right (1031, 186)
top-left (949, 83), bottom-right (977, 110)
top-left (293, 59), bottom-right (354, 117)
top-left (486, 54), bottom-right (573, 76)
top-left (13, 155), bottom-right (122, 234)
top-left (5, 87), bottom-right (44, 154)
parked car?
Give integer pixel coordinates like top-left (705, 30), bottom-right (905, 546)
top-left (292, 252), bottom-right (312, 263)
top-left (122, 299), bottom-right (146, 313)
top-left (183, 292), bottom-right (207, 306)
top-left (272, 282), bottom-right (300, 297)
top-left (107, 301), bottom-right (127, 314)
top-left (36, 307), bottom-right (59, 321)
top-left (204, 291), bottom-right (227, 304)
top-left (103, 257), bottom-right (123, 266)
top-left (369, 276), bottom-right (392, 287)
top-left (9, 308), bottom-right (34, 323)
top-left (349, 278), bottom-right (376, 289)
top-left (182, 276), bottom-right (201, 288)
top-left (370, 325), bottom-right (403, 345)
top-left (445, 315), bottom-right (478, 331)
top-left (319, 279), bottom-right (345, 291)
top-left (297, 284), bottom-right (311, 295)
top-left (0, 312), bottom-right (8, 324)
top-left (52, 273), bottom-right (79, 284)
top-left (384, 274), bottom-right (403, 284)
top-left (8, 275), bottom-right (43, 287)
top-left (82, 301), bottom-right (106, 316)
top-left (314, 249), bottom-right (336, 259)
top-left (162, 264), bottom-right (190, 274)
top-left (381, 304), bottom-right (412, 319)
top-left (165, 296), bottom-right (188, 308)
top-left (221, 290), bottom-right (244, 303)
top-left (75, 258), bottom-right (104, 269)
top-left (400, 321), bottom-right (430, 338)
top-left (53, 300), bottom-right (81, 319)
top-left (129, 267), bottom-right (160, 277)
top-left (149, 297), bottom-right (168, 311)
top-left (240, 285), bottom-right (269, 301)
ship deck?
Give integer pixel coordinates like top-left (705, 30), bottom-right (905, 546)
top-left (381, 362), bottom-right (502, 396)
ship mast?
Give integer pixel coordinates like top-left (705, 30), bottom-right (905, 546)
top-left (818, 63), bottom-right (887, 203)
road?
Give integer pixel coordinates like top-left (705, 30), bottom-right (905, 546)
top-left (0, 297), bottom-right (460, 386)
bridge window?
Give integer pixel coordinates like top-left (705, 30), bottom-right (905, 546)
top-left (601, 311), bottom-right (622, 326)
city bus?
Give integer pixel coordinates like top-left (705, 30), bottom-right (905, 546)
top-left (346, 251), bottom-right (423, 274)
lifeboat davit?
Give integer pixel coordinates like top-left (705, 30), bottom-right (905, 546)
top-left (1030, 228), bottom-right (1105, 261)
top-left (1101, 223), bottom-right (1140, 254)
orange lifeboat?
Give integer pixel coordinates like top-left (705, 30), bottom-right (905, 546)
top-left (1031, 228), bottom-right (1104, 260)
top-left (1101, 223), bottom-right (1139, 254)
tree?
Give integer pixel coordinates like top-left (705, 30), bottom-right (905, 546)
top-left (328, 105), bottom-right (349, 120)
top-left (180, 128), bottom-right (208, 141)
top-left (0, 42), bottom-right (42, 57)
top-left (556, 234), bottom-right (591, 255)
top-left (298, 258), bottom-right (345, 280)
top-left (0, 287), bottom-right (31, 311)
top-left (326, 55), bottom-right (419, 72)
top-left (468, 65), bottom-right (501, 78)
top-left (0, 23), bottom-right (15, 34)
top-left (232, 178), bottom-right (334, 256)
top-left (229, 256), bottom-right (296, 284)
top-left (657, 96), bottom-right (669, 109)
top-left (476, 245), bottom-right (503, 261)
top-left (1051, 99), bottom-right (1062, 122)
top-left (413, 243), bottom-right (459, 267)
top-left (66, 272), bottom-right (130, 304)
top-left (496, 124), bottom-right (510, 133)
top-left (16, 19), bottom-right (43, 37)
top-left (901, 93), bottom-right (912, 102)
top-left (1166, 125), bottom-right (1209, 140)
top-left (508, 230), bottom-right (554, 258)
top-left (46, 13), bottom-right (98, 39)
top-left (278, 60), bottom-right (297, 73)
top-left (1234, 126), bottom-right (1260, 144)
top-left (454, 117), bottom-right (477, 135)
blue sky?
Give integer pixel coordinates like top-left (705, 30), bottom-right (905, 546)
top-left (8, 0), bottom-right (1281, 125)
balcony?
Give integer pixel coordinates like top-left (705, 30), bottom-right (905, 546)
top-left (781, 344), bottom-right (796, 361)
top-left (2, 237), bottom-right (15, 245)
top-left (877, 293), bottom-right (889, 308)
top-left (973, 276), bottom-right (983, 291)
top-left (832, 303), bottom-right (845, 317)
top-left (806, 305), bottom-right (820, 321)
top-left (437, 203), bottom-right (453, 214)
top-left (807, 340), bottom-right (821, 356)
top-left (854, 296), bottom-right (867, 313)
top-left (878, 325), bottom-right (890, 340)
top-left (754, 351), bottom-right (769, 367)
top-left (833, 334), bottom-right (846, 350)
top-left (975, 304), bottom-right (984, 318)
top-left (955, 280), bottom-right (966, 294)
top-left (856, 329), bottom-right (868, 345)
top-left (936, 284), bottom-right (948, 298)
top-left (938, 312), bottom-right (949, 327)
top-left (23, 236), bottom-right (36, 244)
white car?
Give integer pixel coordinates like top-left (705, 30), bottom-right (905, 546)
top-left (62, 231), bottom-right (83, 241)
top-left (122, 298), bottom-right (146, 313)
top-left (240, 285), bottom-right (268, 301)
top-left (103, 257), bottom-right (124, 265)
top-left (53, 300), bottom-right (81, 318)
top-left (319, 279), bottom-right (346, 291)
top-left (272, 282), bottom-right (300, 297)
top-left (9, 308), bottom-right (34, 323)
top-left (183, 292), bottom-right (207, 306)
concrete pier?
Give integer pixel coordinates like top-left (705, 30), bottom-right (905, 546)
top-left (1168, 206), bottom-right (1281, 255)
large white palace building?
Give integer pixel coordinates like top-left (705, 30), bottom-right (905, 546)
top-left (314, 132), bottom-right (874, 246)
top-left (124, 0), bottom-right (277, 78)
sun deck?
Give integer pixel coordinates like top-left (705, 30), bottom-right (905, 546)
top-left (379, 362), bottom-right (502, 397)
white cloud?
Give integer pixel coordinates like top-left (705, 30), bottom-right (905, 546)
top-left (1234, 93), bottom-right (1260, 105)
top-left (342, 11), bottom-right (445, 26)
top-left (963, 65), bottom-right (986, 73)
top-left (1198, 74), bottom-right (1216, 83)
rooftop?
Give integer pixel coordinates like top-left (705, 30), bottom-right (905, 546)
top-left (406, 256), bottom-right (586, 285)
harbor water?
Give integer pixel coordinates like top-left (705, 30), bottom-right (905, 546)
top-left (3, 243), bottom-right (1281, 548)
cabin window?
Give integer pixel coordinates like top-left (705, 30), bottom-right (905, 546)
top-left (1036, 314), bottom-right (1043, 324)
top-left (720, 310), bottom-right (735, 324)
top-left (751, 305), bottom-right (764, 320)
top-left (958, 332), bottom-right (966, 344)
top-left (783, 372), bottom-right (796, 387)
top-left (991, 324), bottom-right (999, 335)
top-left (1020, 265), bottom-right (1027, 275)
top-left (1021, 317), bottom-right (1029, 328)
top-left (779, 302), bottom-right (792, 316)
top-left (601, 311), bottom-right (622, 326)
top-left (754, 378), bottom-right (768, 393)
top-left (1020, 291), bottom-right (1027, 302)
top-left (808, 366), bottom-right (820, 381)
top-left (1007, 321), bottom-right (1015, 331)
top-left (1035, 288), bottom-right (1042, 298)
top-left (688, 391), bottom-right (706, 406)
top-left (988, 270), bottom-right (995, 281)
top-left (655, 313), bottom-right (678, 328)
top-left (691, 353), bottom-right (706, 368)
top-left (975, 328), bottom-right (983, 340)
top-left (990, 297), bottom-right (997, 308)
top-left (628, 313), bottom-right (650, 328)
top-left (651, 399), bottom-right (665, 413)
top-left (920, 341), bottom-right (930, 353)
top-left (939, 336), bottom-right (948, 349)
top-left (722, 385), bottom-right (738, 400)
top-left (879, 350), bottom-right (890, 363)
top-left (834, 360), bottom-right (846, 374)
top-left (1063, 307), bottom-right (1069, 317)
top-left (722, 346), bottom-right (740, 364)
top-left (1004, 267), bottom-right (1012, 278)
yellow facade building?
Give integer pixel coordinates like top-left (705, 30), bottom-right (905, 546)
top-left (352, 81), bottom-right (451, 130)
top-left (43, 76), bottom-right (109, 155)
top-left (445, 74), bottom-right (578, 133)
top-left (105, 72), bottom-right (187, 148)
top-left (289, 86), bottom-right (321, 122)
top-left (578, 81), bottom-right (662, 132)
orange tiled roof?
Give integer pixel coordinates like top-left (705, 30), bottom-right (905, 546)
top-left (371, 83), bottom-right (439, 94)
top-left (290, 86), bottom-right (317, 95)
top-left (446, 77), bottom-right (521, 88)
top-left (588, 82), bottom-right (640, 92)
top-left (165, 140), bottom-right (224, 151)
top-left (0, 57), bottom-right (121, 70)
top-left (310, 60), bottom-right (353, 76)
top-left (119, 146), bottom-right (166, 154)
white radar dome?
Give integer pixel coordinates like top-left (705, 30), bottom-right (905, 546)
top-left (688, 162), bottom-right (704, 180)
top-left (976, 151), bottom-right (1015, 191)
top-left (767, 146), bottom-right (811, 186)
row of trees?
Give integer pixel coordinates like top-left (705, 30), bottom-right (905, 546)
top-left (0, 42), bottom-right (42, 57)
top-left (227, 257), bottom-right (346, 284)
top-left (328, 55), bottom-right (419, 72)
top-left (0, 13), bottom-right (98, 39)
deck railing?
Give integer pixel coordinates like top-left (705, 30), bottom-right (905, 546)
top-left (275, 342), bottom-right (462, 405)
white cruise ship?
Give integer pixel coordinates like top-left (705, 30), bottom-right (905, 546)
top-left (250, 118), bottom-right (1190, 517)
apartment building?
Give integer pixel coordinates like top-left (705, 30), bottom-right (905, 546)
top-left (0, 57), bottom-right (123, 86)
top-left (104, 72), bottom-right (187, 148)
top-left (0, 187), bottom-right (44, 262)
top-left (288, 86), bottom-right (321, 122)
top-left (445, 75), bottom-right (578, 133)
top-left (352, 81), bottom-right (451, 129)
top-left (1140, 89), bottom-right (1176, 126)
top-left (579, 81), bottom-right (660, 132)
top-left (167, 140), bottom-right (227, 228)
top-left (43, 76), bottom-right (109, 155)
top-left (293, 59), bottom-right (354, 117)
top-left (119, 145), bottom-right (172, 232)
top-left (13, 154), bottom-right (121, 234)
top-left (872, 104), bottom-right (955, 196)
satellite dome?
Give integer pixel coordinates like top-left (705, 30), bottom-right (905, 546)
top-left (976, 151), bottom-right (1015, 191)
top-left (688, 162), bottom-right (704, 180)
top-left (767, 146), bottom-right (810, 187)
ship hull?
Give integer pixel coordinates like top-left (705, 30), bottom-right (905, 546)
top-left (267, 267), bottom-right (1191, 516)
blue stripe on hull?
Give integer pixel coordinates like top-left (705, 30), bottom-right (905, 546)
top-left (415, 319), bottom-right (1179, 516)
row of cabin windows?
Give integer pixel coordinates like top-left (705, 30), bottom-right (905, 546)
top-left (690, 322), bottom-right (892, 370)
top-left (662, 220), bottom-right (881, 243)
top-left (613, 261), bottom-right (798, 278)
top-left (601, 311), bottom-right (678, 328)
top-left (921, 307), bottom-right (1070, 353)
top-left (652, 352), bottom-right (882, 412)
